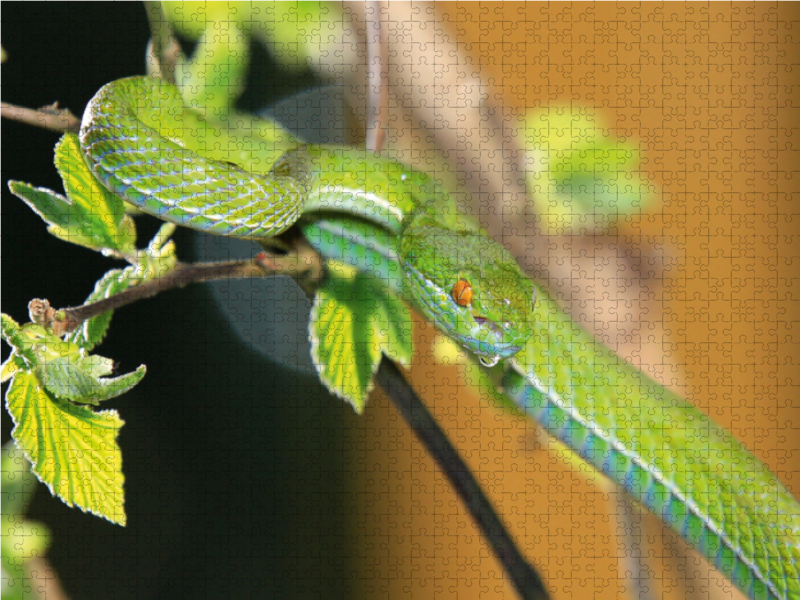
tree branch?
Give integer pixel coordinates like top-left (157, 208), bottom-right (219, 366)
top-left (365, 0), bottom-right (388, 153)
top-left (36, 238), bottom-right (325, 337)
top-left (375, 358), bottom-right (550, 600)
top-left (1, 102), bottom-right (80, 133)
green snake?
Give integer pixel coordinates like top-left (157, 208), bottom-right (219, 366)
top-left (78, 76), bottom-right (534, 367)
top-left (78, 76), bottom-right (800, 600)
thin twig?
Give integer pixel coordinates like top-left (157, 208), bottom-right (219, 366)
top-left (375, 358), bottom-right (550, 600)
top-left (40, 240), bottom-right (324, 336)
top-left (365, 0), bottom-right (388, 152)
top-left (1, 102), bottom-right (80, 133)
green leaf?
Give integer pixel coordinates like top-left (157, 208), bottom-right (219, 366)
top-left (8, 181), bottom-right (78, 244)
top-left (161, 0), bottom-right (346, 71)
top-left (8, 178), bottom-right (134, 255)
top-left (521, 105), bottom-right (659, 233)
top-left (80, 355), bottom-right (115, 378)
top-left (1, 314), bottom-right (21, 345)
top-left (135, 223), bottom-right (177, 281)
top-left (310, 261), bottom-right (412, 413)
top-left (52, 132), bottom-right (136, 253)
top-left (5, 370), bottom-right (126, 525)
top-left (2, 321), bottom-right (78, 366)
top-left (162, 1), bottom-right (252, 38)
top-left (2, 320), bottom-right (145, 407)
top-left (1, 320), bottom-right (143, 525)
top-left (35, 357), bottom-right (145, 406)
top-left (64, 268), bottom-right (138, 351)
top-left (0, 351), bottom-right (24, 383)
top-left (508, 282), bottom-right (800, 600)
top-left (34, 357), bottom-right (98, 402)
top-left (1, 319), bottom-right (58, 368)
top-left (177, 24), bottom-right (249, 115)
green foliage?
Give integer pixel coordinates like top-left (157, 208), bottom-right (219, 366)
top-left (162, 1), bottom-right (345, 73)
top-left (134, 222), bottom-right (178, 281)
top-left (1, 442), bottom-right (51, 600)
top-left (5, 370), bottom-right (127, 525)
top-left (521, 105), bottom-right (658, 233)
top-left (1, 316), bottom-right (140, 525)
top-left (8, 133), bottom-right (136, 256)
top-left (1, 124), bottom-right (175, 523)
top-left (310, 261), bottom-right (412, 413)
top-left (158, 1), bottom-right (345, 118)
top-left (35, 354), bottom-right (145, 406)
top-left (1, 89), bottom-right (190, 527)
top-left (173, 19), bottom-right (248, 115)
top-left (53, 133), bottom-right (137, 252)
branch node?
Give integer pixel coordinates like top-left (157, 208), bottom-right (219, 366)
top-left (29, 299), bottom-right (55, 327)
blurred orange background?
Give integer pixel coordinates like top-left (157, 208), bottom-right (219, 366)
top-left (346, 3), bottom-right (800, 599)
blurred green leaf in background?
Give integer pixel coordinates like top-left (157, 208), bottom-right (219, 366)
top-left (522, 105), bottom-right (660, 234)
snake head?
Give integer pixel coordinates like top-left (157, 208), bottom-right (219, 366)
top-left (400, 216), bottom-right (535, 366)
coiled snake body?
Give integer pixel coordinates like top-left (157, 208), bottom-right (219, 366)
top-left (78, 76), bottom-right (535, 366)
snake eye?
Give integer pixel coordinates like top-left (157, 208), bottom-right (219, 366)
top-left (452, 278), bottom-right (474, 307)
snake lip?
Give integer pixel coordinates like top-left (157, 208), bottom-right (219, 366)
top-left (451, 329), bottom-right (522, 361)
top-left (473, 316), bottom-right (504, 341)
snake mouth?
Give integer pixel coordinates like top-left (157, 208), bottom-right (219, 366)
top-left (451, 327), bottom-right (522, 362)
top-left (470, 315), bottom-right (522, 359)
top-left (473, 315), bottom-right (504, 341)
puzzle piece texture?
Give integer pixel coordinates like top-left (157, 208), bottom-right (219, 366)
top-left (1, 3), bottom-right (798, 600)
